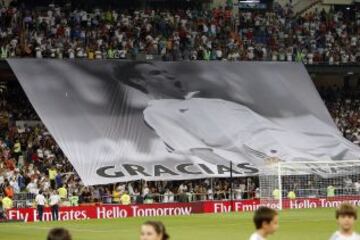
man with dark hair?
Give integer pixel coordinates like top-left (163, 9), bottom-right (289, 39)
top-left (249, 206), bottom-right (279, 240)
top-left (114, 61), bottom-right (185, 99)
top-left (47, 228), bottom-right (72, 240)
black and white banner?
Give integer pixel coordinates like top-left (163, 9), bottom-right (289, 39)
top-left (7, 60), bottom-right (360, 185)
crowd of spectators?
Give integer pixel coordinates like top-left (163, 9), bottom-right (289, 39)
top-left (0, 0), bottom-right (360, 209)
top-left (0, 1), bottom-right (359, 63)
top-left (321, 86), bottom-right (360, 145)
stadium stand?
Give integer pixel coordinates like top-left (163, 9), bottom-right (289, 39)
top-left (0, 66), bottom-right (359, 207)
top-left (0, 0), bottom-right (359, 208)
top-left (0, 1), bottom-right (359, 63)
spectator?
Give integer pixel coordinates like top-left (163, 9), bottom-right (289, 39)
top-left (12, 139), bottom-right (21, 160)
top-left (48, 166), bottom-right (57, 189)
top-left (26, 179), bottom-right (39, 195)
top-left (58, 184), bottom-right (68, 200)
top-left (0, 200), bottom-right (6, 220)
top-left (55, 172), bottom-right (63, 189)
top-left (1, 195), bottom-right (13, 210)
top-left (163, 188), bottom-right (174, 203)
top-left (0, 3), bottom-right (357, 64)
top-left (120, 190), bottom-right (131, 205)
top-left (80, 187), bottom-right (92, 203)
top-left (16, 170), bottom-right (25, 192)
top-left (287, 190), bottom-right (296, 199)
top-left (327, 185), bottom-right (335, 197)
top-left (112, 186), bottom-right (121, 204)
top-left (4, 183), bottom-right (14, 198)
top-left (355, 180), bottom-right (360, 194)
top-left (69, 193), bottom-right (79, 206)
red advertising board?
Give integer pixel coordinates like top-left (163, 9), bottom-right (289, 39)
top-left (7, 202), bottom-right (203, 222)
top-left (7, 196), bottom-right (360, 222)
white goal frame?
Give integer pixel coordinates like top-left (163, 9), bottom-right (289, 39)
top-left (259, 160), bottom-right (360, 210)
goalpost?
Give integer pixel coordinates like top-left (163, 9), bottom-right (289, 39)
top-left (258, 160), bottom-right (360, 210)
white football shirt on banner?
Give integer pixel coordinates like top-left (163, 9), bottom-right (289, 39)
top-left (144, 98), bottom-right (357, 165)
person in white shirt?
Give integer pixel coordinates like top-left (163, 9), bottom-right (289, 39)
top-left (26, 179), bottom-right (39, 195)
top-left (207, 188), bottom-right (213, 200)
top-left (354, 180), bottom-right (360, 193)
top-left (234, 185), bottom-right (243, 200)
top-left (287, 51), bottom-right (293, 62)
top-left (249, 207), bottom-right (279, 240)
top-left (9, 176), bottom-right (20, 193)
top-left (49, 190), bottom-right (61, 221)
top-left (216, 48), bottom-right (223, 60)
top-left (308, 52), bottom-right (314, 65)
top-left (162, 189), bottom-right (174, 203)
top-left (35, 190), bottom-right (47, 221)
top-left (178, 183), bottom-right (187, 193)
top-left (68, 48), bottom-right (75, 59)
top-left (35, 46), bottom-right (42, 58)
top-left (142, 184), bottom-right (150, 198)
top-left (329, 203), bottom-right (360, 240)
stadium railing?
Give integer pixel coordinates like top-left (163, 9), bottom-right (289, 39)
top-left (13, 192), bottom-right (36, 208)
top-left (12, 186), bottom-right (360, 208)
top-left (11, 190), bottom-right (258, 208)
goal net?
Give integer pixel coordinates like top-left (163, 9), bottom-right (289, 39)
top-left (259, 160), bottom-right (360, 210)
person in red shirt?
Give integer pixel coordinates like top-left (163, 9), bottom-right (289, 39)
top-left (4, 158), bottom-right (15, 171)
top-left (57, 25), bottom-right (65, 38)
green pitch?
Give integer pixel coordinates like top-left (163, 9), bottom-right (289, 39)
top-left (0, 208), bottom-right (358, 240)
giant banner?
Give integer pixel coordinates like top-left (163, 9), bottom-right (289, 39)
top-left (7, 60), bottom-right (360, 185)
top-left (7, 197), bottom-right (360, 222)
